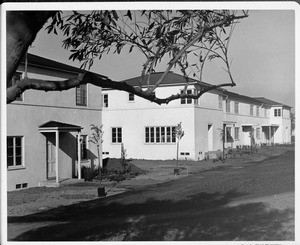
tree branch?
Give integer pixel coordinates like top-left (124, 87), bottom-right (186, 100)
top-left (7, 71), bottom-right (235, 105)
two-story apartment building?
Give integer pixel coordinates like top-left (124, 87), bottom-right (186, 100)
top-left (102, 72), bottom-right (292, 161)
top-left (7, 54), bottom-right (102, 191)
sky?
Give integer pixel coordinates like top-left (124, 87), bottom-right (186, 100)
top-left (30, 9), bottom-right (296, 110)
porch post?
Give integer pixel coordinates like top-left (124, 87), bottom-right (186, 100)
top-left (77, 131), bottom-right (81, 179)
top-left (269, 126), bottom-right (271, 145)
top-left (55, 130), bottom-right (59, 183)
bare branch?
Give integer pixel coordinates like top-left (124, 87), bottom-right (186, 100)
top-left (149, 24), bottom-right (205, 93)
top-left (7, 71), bottom-right (236, 105)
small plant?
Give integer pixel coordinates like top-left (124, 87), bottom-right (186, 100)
top-left (218, 127), bottom-right (225, 162)
top-left (175, 122), bottom-right (185, 174)
top-left (249, 128), bottom-right (255, 155)
top-left (121, 143), bottom-right (127, 171)
top-left (89, 124), bottom-right (104, 171)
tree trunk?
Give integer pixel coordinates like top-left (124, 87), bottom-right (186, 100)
top-left (6, 11), bottom-right (56, 82)
top-left (97, 143), bottom-right (103, 168)
top-left (97, 145), bottom-right (102, 169)
top-left (176, 141), bottom-right (179, 169)
top-left (222, 124), bottom-right (226, 162)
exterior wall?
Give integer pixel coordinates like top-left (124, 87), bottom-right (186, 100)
top-left (102, 84), bottom-right (292, 161)
top-left (194, 106), bottom-right (223, 160)
top-left (102, 106), bottom-right (195, 160)
top-left (269, 106), bottom-right (292, 144)
top-left (7, 67), bottom-right (102, 191)
top-left (102, 85), bottom-right (185, 110)
top-left (102, 85), bottom-right (196, 160)
top-left (198, 91), bottom-right (220, 109)
top-left (224, 100), bottom-right (270, 147)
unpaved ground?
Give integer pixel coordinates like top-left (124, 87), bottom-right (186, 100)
top-left (7, 145), bottom-right (294, 217)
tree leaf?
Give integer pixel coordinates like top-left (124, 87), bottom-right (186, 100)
top-left (129, 45), bottom-right (134, 53)
top-left (126, 10), bottom-right (132, 20)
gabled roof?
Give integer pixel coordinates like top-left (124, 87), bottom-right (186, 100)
top-left (120, 72), bottom-right (292, 109)
top-left (223, 90), bottom-right (263, 106)
top-left (21, 53), bottom-right (86, 75)
top-left (39, 121), bottom-right (82, 131)
top-left (121, 71), bottom-right (213, 88)
top-left (254, 97), bottom-right (292, 108)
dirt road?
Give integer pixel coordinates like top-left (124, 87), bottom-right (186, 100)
top-left (7, 149), bottom-right (294, 241)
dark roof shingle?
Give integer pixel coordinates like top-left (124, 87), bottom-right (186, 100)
top-left (254, 97), bottom-right (292, 108)
top-left (21, 53), bottom-right (86, 74)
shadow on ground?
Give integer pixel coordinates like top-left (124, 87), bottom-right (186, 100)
top-left (8, 188), bottom-right (294, 241)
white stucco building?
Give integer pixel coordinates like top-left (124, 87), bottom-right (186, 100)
top-left (7, 54), bottom-right (102, 191)
top-left (102, 72), bottom-right (292, 161)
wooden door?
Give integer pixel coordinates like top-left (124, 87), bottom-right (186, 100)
top-left (46, 136), bottom-right (56, 179)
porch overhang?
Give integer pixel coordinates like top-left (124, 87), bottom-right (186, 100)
top-left (261, 124), bottom-right (279, 127)
top-left (241, 123), bottom-right (259, 127)
top-left (39, 120), bottom-right (83, 132)
top-left (223, 120), bottom-right (237, 125)
top-left (39, 121), bottom-right (83, 183)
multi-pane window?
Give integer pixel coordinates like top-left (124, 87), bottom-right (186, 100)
top-left (7, 136), bottom-right (23, 168)
top-left (218, 95), bottom-right (223, 109)
top-left (145, 126), bottom-right (176, 144)
top-left (256, 128), bottom-right (261, 139)
top-left (76, 84), bottom-right (87, 106)
top-left (256, 106), bottom-right (259, 117)
top-left (274, 109), bottom-right (281, 117)
top-left (181, 90), bottom-right (192, 104)
top-left (8, 73), bottom-right (23, 101)
top-left (250, 105), bottom-right (254, 115)
top-left (234, 102), bottom-right (239, 114)
top-left (234, 127), bottom-right (240, 140)
top-left (103, 94), bottom-right (108, 107)
top-left (112, 127), bottom-right (122, 143)
top-left (76, 135), bottom-right (88, 160)
top-left (129, 93), bottom-right (135, 102)
top-left (226, 100), bottom-right (231, 113)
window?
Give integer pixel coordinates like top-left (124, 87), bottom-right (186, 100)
top-left (7, 136), bottom-right (23, 168)
top-left (76, 84), bottom-right (87, 106)
top-left (129, 93), bottom-right (135, 102)
top-left (8, 73), bottom-right (23, 101)
top-left (218, 95), bottom-right (223, 110)
top-left (250, 105), bottom-right (254, 116)
top-left (234, 102), bottom-right (239, 114)
top-left (145, 126), bottom-right (176, 144)
top-left (234, 127), bottom-right (240, 140)
top-left (103, 94), bottom-right (108, 107)
top-left (226, 100), bottom-right (231, 113)
top-left (256, 128), bottom-right (261, 139)
top-left (150, 127), bottom-right (155, 143)
top-left (76, 135), bottom-right (88, 160)
top-left (112, 127), bottom-right (122, 143)
top-left (256, 106), bottom-right (259, 117)
top-left (181, 90), bottom-right (192, 104)
top-left (274, 109), bottom-right (281, 117)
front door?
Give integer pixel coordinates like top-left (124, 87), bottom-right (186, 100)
top-left (208, 124), bottom-right (213, 151)
top-left (46, 135), bottom-right (56, 179)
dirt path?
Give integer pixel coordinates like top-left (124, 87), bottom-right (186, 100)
top-left (7, 145), bottom-right (293, 217)
top-left (7, 148), bottom-right (294, 241)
